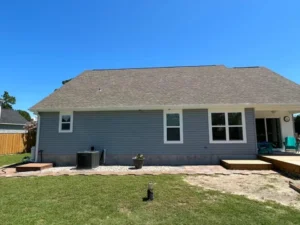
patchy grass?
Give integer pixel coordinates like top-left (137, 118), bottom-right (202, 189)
top-left (185, 174), bottom-right (300, 209)
top-left (264, 184), bottom-right (276, 189)
top-left (257, 183), bottom-right (276, 192)
top-left (0, 175), bottom-right (299, 225)
top-left (0, 153), bottom-right (30, 167)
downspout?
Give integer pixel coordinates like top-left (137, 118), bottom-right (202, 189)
top-left (35, 113), bottom-right (41, 162)
top-left (253, 108), bottom-right (258, 155)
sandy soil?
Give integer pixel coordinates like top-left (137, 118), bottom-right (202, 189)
top-left (185, 174), bottom-right (300, 210)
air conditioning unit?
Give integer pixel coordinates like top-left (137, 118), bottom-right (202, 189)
top-left (77, 151), bottom-right (100, 169)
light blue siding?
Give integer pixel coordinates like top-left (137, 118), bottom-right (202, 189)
top-left (39, 108), bottom-right (257, 165)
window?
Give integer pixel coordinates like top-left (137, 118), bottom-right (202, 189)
top-left (164, 110), bottom-right (183, 144)
top-left (209, 110), bottom-right (246, 143)
top-left (59, 112), bottom-right (73, 133)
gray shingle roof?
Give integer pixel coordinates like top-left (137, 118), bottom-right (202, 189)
top-left (0, 109), bottom-right (28, 124)
top-left (30, 65), bottom-right (300, 111)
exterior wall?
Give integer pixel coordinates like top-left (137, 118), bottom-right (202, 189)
top-left (0, 124), bottom-right (26, 133)
top-left (255, 111), bottom-right (294, 149)
top-left (38, 108), bottom-right (257, 166)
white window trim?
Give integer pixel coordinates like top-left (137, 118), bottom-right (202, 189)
top-left (58, 112), bottom-right (73, 133)
top-left (208, 109), bottom-right (247, 144)
top-left (164, 109), bottom-right (183, 144)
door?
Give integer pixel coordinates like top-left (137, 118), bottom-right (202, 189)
top-left (256, 118), bottom-right (282, 148)
top-left (256, 119), bottom-right (266, 143)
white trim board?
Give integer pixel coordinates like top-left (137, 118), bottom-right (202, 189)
top-left (208, 109), bottom-right (247, 144)
top-left (0, 123), bottom-right (26, 125)
top-left (58, 112), bottom-right (73, 133)
top-left (0, 130), bottom-right (27, 134)
top-left (30, 103), bottom-right (300, 113)
top-left (163, 109), bottom-right (183, 144)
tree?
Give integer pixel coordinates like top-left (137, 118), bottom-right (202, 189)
top-left (1, 91), bottom-right (16, 109)
top-left (294, 115), bottom-right (300, 134)
top-left (17, 110), bottom-right (32, 121)
top-left (24, 120), bottom-right (37, 152)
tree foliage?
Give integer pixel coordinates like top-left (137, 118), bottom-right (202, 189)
top-left (295, 115), bottom-right (300, 134)
top-left (24, 120), bottom-right (37, 132)
top-left (1, 91), bottom-right (32, 122)
top-left (17, 110), bottom-right (32, 121)
top-left (1, 91), bottom-right (16, 109)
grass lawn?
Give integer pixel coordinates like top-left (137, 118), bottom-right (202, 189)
top-left (0, 175), bottom-right (299, 225)
top-left (0, 153), bottom-right (30, 167)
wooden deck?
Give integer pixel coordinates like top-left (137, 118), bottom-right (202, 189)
top-left (221, 160), bottom-right (272, 170)
top-left (16, 163), bottom-right (53, 172)
top-left (258, 155), bottom-right (300, 175)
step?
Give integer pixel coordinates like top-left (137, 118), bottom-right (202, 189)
top-left (221, 160), bottom-right (272, 170)
top-left (16, 163), bottom-right (53, 172)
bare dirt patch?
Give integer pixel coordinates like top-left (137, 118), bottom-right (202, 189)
top-left (185, 174), bottom-right (300, 209)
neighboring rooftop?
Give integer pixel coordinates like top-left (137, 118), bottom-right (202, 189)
top-left (30, 65), bottom-right (300, 111)
top-left (0, 109), bottom-right (28, 125)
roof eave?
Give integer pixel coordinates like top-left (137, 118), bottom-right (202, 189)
top-left (29, 103), bottom-right (300, 113)
top-left (0, 123), bottom-right (27, 125)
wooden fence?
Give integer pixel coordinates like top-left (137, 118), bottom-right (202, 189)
top-left (0, 133), bottom-right (35, 155)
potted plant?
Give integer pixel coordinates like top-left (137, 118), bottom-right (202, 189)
top-left (133, 154), bottom-right (145, 169)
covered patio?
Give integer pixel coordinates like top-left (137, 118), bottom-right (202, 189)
top-left (255, 107), bottom-right (300, 154)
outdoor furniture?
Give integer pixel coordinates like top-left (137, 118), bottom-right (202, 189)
top-left (257, 142), bottom-right (273, 154)
top-left (283, 136), bottom-right (299, 152)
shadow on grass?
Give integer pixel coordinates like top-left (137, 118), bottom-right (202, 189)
top-left (2, 162), bottom-right (27, 168)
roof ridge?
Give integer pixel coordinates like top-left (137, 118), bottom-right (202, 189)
top-left (232, 66), bottom-right (261, 69)
top-left (91, 64), bottom-right (225, 71)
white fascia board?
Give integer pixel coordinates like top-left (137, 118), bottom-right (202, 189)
top-left (30, 103), bottom-right (300, 113)
top-left (0, 130), bottom-right (27, 134)
top-left (0, 123), bottom-right (26, 125)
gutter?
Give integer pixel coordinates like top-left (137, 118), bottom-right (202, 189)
top-left (0, 123), bottom-right (27, 125)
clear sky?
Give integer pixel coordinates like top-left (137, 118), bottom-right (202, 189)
top-left (0, 0), bottom-right (299, 115)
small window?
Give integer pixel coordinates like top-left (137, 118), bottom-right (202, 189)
top-left (164, 110), bottom-right (183, 144)
top-left (59, 112), bottom-right (73, 133)
top-left (209, 111), bottom-right (246, 143)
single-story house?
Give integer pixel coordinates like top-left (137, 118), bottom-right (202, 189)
top-left (0, 104), bottom-right (27, 133)
top-left (30, 65), bottom-right (300, 166)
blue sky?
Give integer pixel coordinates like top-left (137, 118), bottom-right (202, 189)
top-left (0, 0), bottom-right (299, 115)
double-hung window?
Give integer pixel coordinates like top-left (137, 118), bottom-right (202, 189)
top-left (59, 112), bottom-right (73, 133)
top-left (164, 110), bottom-right (183, 144)
top-left (209, 110), bottom-right (246, 143)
